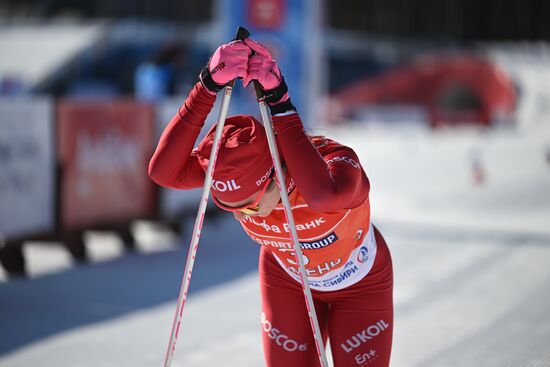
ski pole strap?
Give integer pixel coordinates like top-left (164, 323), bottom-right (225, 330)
top-left (260, 77), bottom-right (297, 115)
top-left (199, 66), bottom-right (225, 93)
top-left (268, 98), bottom-right (296, 115)
top-left (263, 76), bottom-right (288, 103)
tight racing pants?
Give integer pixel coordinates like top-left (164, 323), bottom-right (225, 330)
top-left (259, 226), bottom-right (393, 367)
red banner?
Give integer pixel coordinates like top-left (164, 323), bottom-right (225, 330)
top-left (57, 100), bottom-right (155, 230)
top-left (247, 0), bottom-right (285, 29)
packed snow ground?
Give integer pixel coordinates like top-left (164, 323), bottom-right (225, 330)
top-left (1, 120), bottom-right (549, 367)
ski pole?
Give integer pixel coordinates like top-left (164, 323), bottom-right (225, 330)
top-left (244, 29), bottom-right (330, 367)
top-left (162, 26), bottom-right (250, 367)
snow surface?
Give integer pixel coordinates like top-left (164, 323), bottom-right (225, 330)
top-left (327, 122), bottom-right (550, 236)
top-left (1, 118), bottom-right (549, 367)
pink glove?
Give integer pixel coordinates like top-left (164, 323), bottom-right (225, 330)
top-left (200, 40), bottom-right (251, 93)
top-left (243, 38), bottom-right (294, 115)
top-left (243, 38), bottom-right (282, 91)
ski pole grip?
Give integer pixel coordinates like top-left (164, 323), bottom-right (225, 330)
top-left (236, 26), bottom-right (261, 91)
top-left (225, 27), bottom-right (251, 88)
top-left (234, 26), bottom-right (263, 97)
top-left (235, 26), bottom-right (250, 41)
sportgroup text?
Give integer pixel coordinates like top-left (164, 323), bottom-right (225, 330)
top-left (341, 320), bottom-right (390, 353)
top-left (252, 232), bottom-right (339, 250)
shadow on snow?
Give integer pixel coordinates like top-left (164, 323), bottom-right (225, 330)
top-left (0, 214), bottom-right (260, 356)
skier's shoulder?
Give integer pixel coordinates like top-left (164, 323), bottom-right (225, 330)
top-left (308, 135), bottom-right (357, 159)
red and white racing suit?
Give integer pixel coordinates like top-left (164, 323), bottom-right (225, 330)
top-left (149, 83), bottom-right (394, 367)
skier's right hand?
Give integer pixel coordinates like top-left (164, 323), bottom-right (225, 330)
top-left (200, 41), bottom-right (251, 94)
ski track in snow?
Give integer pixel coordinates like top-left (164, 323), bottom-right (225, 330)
top-left (1, 121), bottom-right (550, 366)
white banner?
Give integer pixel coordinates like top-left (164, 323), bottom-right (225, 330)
top-left (0, 98), bottom-right (55, 238)
top-left (155, 97), bottom-right (221, 217)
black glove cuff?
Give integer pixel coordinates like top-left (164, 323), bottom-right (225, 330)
top-left (268, 99), bottom-right (296, 116)
top-left (200, 66), bottom-right (225, 93)
top-left (263, 77), bottom-right (289, 104)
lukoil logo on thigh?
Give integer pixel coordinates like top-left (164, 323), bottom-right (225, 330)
top-left (340, 320), bottom-right (390, 353)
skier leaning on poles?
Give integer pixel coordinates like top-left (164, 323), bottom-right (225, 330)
top-left (149, 38), bottom-right (394, 367)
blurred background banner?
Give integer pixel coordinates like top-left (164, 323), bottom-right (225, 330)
top-left (217, 0), bottom-right (323, 125)
top-left (57, 100), bottom-right (155, 230)
top-left (0, 98), bottom-right (55, 238)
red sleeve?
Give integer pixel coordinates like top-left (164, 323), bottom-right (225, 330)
top-left (273, 113), bottom-right (370, 212)
top-left (148, 82), bottom-right (216, 189)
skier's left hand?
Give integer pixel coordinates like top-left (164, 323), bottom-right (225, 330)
top-left (243, 38), bottom-right (295, 115)
top-left (243, 38), bottom-right (283, 92)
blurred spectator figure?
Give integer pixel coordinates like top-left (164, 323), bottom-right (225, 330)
top-left (134, 44), bottom-right (184, 101)
top-left (469, 148), bottom-right (487, 187)
top-left (0, 73), bottom-right (25, 96)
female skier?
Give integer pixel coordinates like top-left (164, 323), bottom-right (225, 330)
top-left (149, 38), bottom-right (393, 367)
